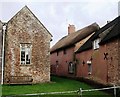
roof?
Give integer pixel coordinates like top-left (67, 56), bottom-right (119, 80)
top-left (50, 23), bottom-right (99, 53)
top-left (100, 21), bottom-right (120, 44)
top-left (7, 6), bottom-right (53, 37)
top-left (76, 16), bottom-right (120, 53)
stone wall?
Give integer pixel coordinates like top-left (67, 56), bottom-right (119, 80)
top-left (4, 6), bottom-right (51, 84)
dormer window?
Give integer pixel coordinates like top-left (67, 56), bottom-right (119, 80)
top-left (93, 38), bottom-right (100, 50)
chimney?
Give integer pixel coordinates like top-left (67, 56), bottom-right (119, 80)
top-left (68, 24), bottom-right (75, 34)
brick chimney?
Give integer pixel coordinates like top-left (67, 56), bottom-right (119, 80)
top-left (68, 24), bottom-right (75, 34)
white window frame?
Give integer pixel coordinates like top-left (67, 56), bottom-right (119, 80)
top-left (87, 61), bottom-right (92, 75)
top-left (20, 43), bottom-right (32, 65)
top-left (93, 38), bottom-right (100, 50)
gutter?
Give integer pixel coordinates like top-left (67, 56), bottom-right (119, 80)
top-left (1, 23), bottom-right (6, 85)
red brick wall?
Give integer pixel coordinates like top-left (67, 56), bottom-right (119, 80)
top-left (76, 46), bottom-right (108, 84)
top-left (76, 38), bottom-right (119, 85)
top-left (76, 49), bottom-right (92, 78)
top-left (51, 38), bottom-right (120, 85)
top-left (106, 38), bottom-right (119, 84)
top-left (50, 46), bottom-right (75, 77)
top-left (118, 38), bottom-right (120, 84)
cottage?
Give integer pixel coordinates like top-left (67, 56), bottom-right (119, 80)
top-left (50, 23), bottom-right (99, 77)
top-left (76, 16), bottom-right (120, 85)
top-left (0, 6), bottom-right (52, 84)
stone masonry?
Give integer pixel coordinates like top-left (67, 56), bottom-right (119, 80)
top-left (4, 6), bottom-right (52, 84)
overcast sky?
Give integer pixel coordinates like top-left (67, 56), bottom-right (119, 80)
top-left (0, 0), bottom-right (119, 47)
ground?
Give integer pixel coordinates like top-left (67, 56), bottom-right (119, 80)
top-left (2, 76), bottom-right (113, 97)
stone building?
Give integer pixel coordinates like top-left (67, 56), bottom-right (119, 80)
top-left (0, 6), bottom-right (52, 84)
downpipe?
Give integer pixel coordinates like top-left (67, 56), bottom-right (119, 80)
top-left (1, 22), bottom-right (6, 85)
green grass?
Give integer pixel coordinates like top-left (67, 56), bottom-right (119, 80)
top-left (2, 76), bottom-right (113, 97)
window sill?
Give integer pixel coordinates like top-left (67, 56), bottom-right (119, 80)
top-left (20, 64), bottom-right (32, 66)
top-left (93, 48), bottom-right (99, 50)
top-left (68, 72), bottom-right (74, 74)
top-left (88, 72), bottom-right (92, 75)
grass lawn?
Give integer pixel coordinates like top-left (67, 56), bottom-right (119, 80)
top-left (2, 76), bottom-right (113, 97)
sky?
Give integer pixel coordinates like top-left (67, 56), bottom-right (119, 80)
top-left (0, 0), bottom-right (119, 47)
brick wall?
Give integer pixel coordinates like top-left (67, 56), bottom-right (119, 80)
top-left (76, 47), bottom-right (108, 84)
top-left (118, 38), bottom-right (120, 84)
top-left (4, 7), bottom-right (51, 84)
top-left (51, 37), bottom-right (120, 85)
top-left (50, 46), bottom-right (75, 77)
top-left (76, 38), bottom-right (120, 85)
top-left (106, 38), bottom-right (119, 84)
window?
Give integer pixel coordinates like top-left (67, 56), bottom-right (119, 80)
top-left (56, 61), bottom-right (59, 67)
top-left (20, 43), bottom-right (32, 65)
top-left (87, 61), bottom-right (92, 75)
top-left (57, 51), bottom-right (59, 56)
top-left (93, 38), bottom-right (100, 50)
top-left (68, 62), bottom-right (75, 74)
top-left (63, 49), bottom-right (66, 54)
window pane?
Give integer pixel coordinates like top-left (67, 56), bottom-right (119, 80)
top-left (93, 38), bottom-right (100, 49)
top-left (26, 47), bottom-right (31, 64)
top-left (21, 51), bottom-right (25, 64)
top-left (69, 62), bottom-right (74, 73)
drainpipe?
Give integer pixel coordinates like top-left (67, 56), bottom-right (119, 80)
top-left (1, 23), bottom-right (6, 85)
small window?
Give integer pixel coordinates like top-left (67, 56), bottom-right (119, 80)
top-left (57, 51), bottom-right (59, 56)
top-left (20, 43), bottom-right (32, 65)
top-left (87, 61), bottom-right (92, 75)
top-left (56, 61), bottom-right (58, 65)
top-left (63, 49), bottom-right (66, 54)
top-left (68, 62), bottom-right (75, 74)
top-left (56, 61), bottom-right (59, 67)
top-left (93, 38), bottom-right (100, 50)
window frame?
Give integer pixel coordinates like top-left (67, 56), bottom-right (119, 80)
top-left (87, 61), bottom-right (92, 75)
top-left (93, 38), bottom-right (100, 50)
top-left (20, 43), bottom-right (32, 65)
top-left (57, 51), bottom-right (59, 56)
top-left (68, 62), bottom-right (75, 74)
